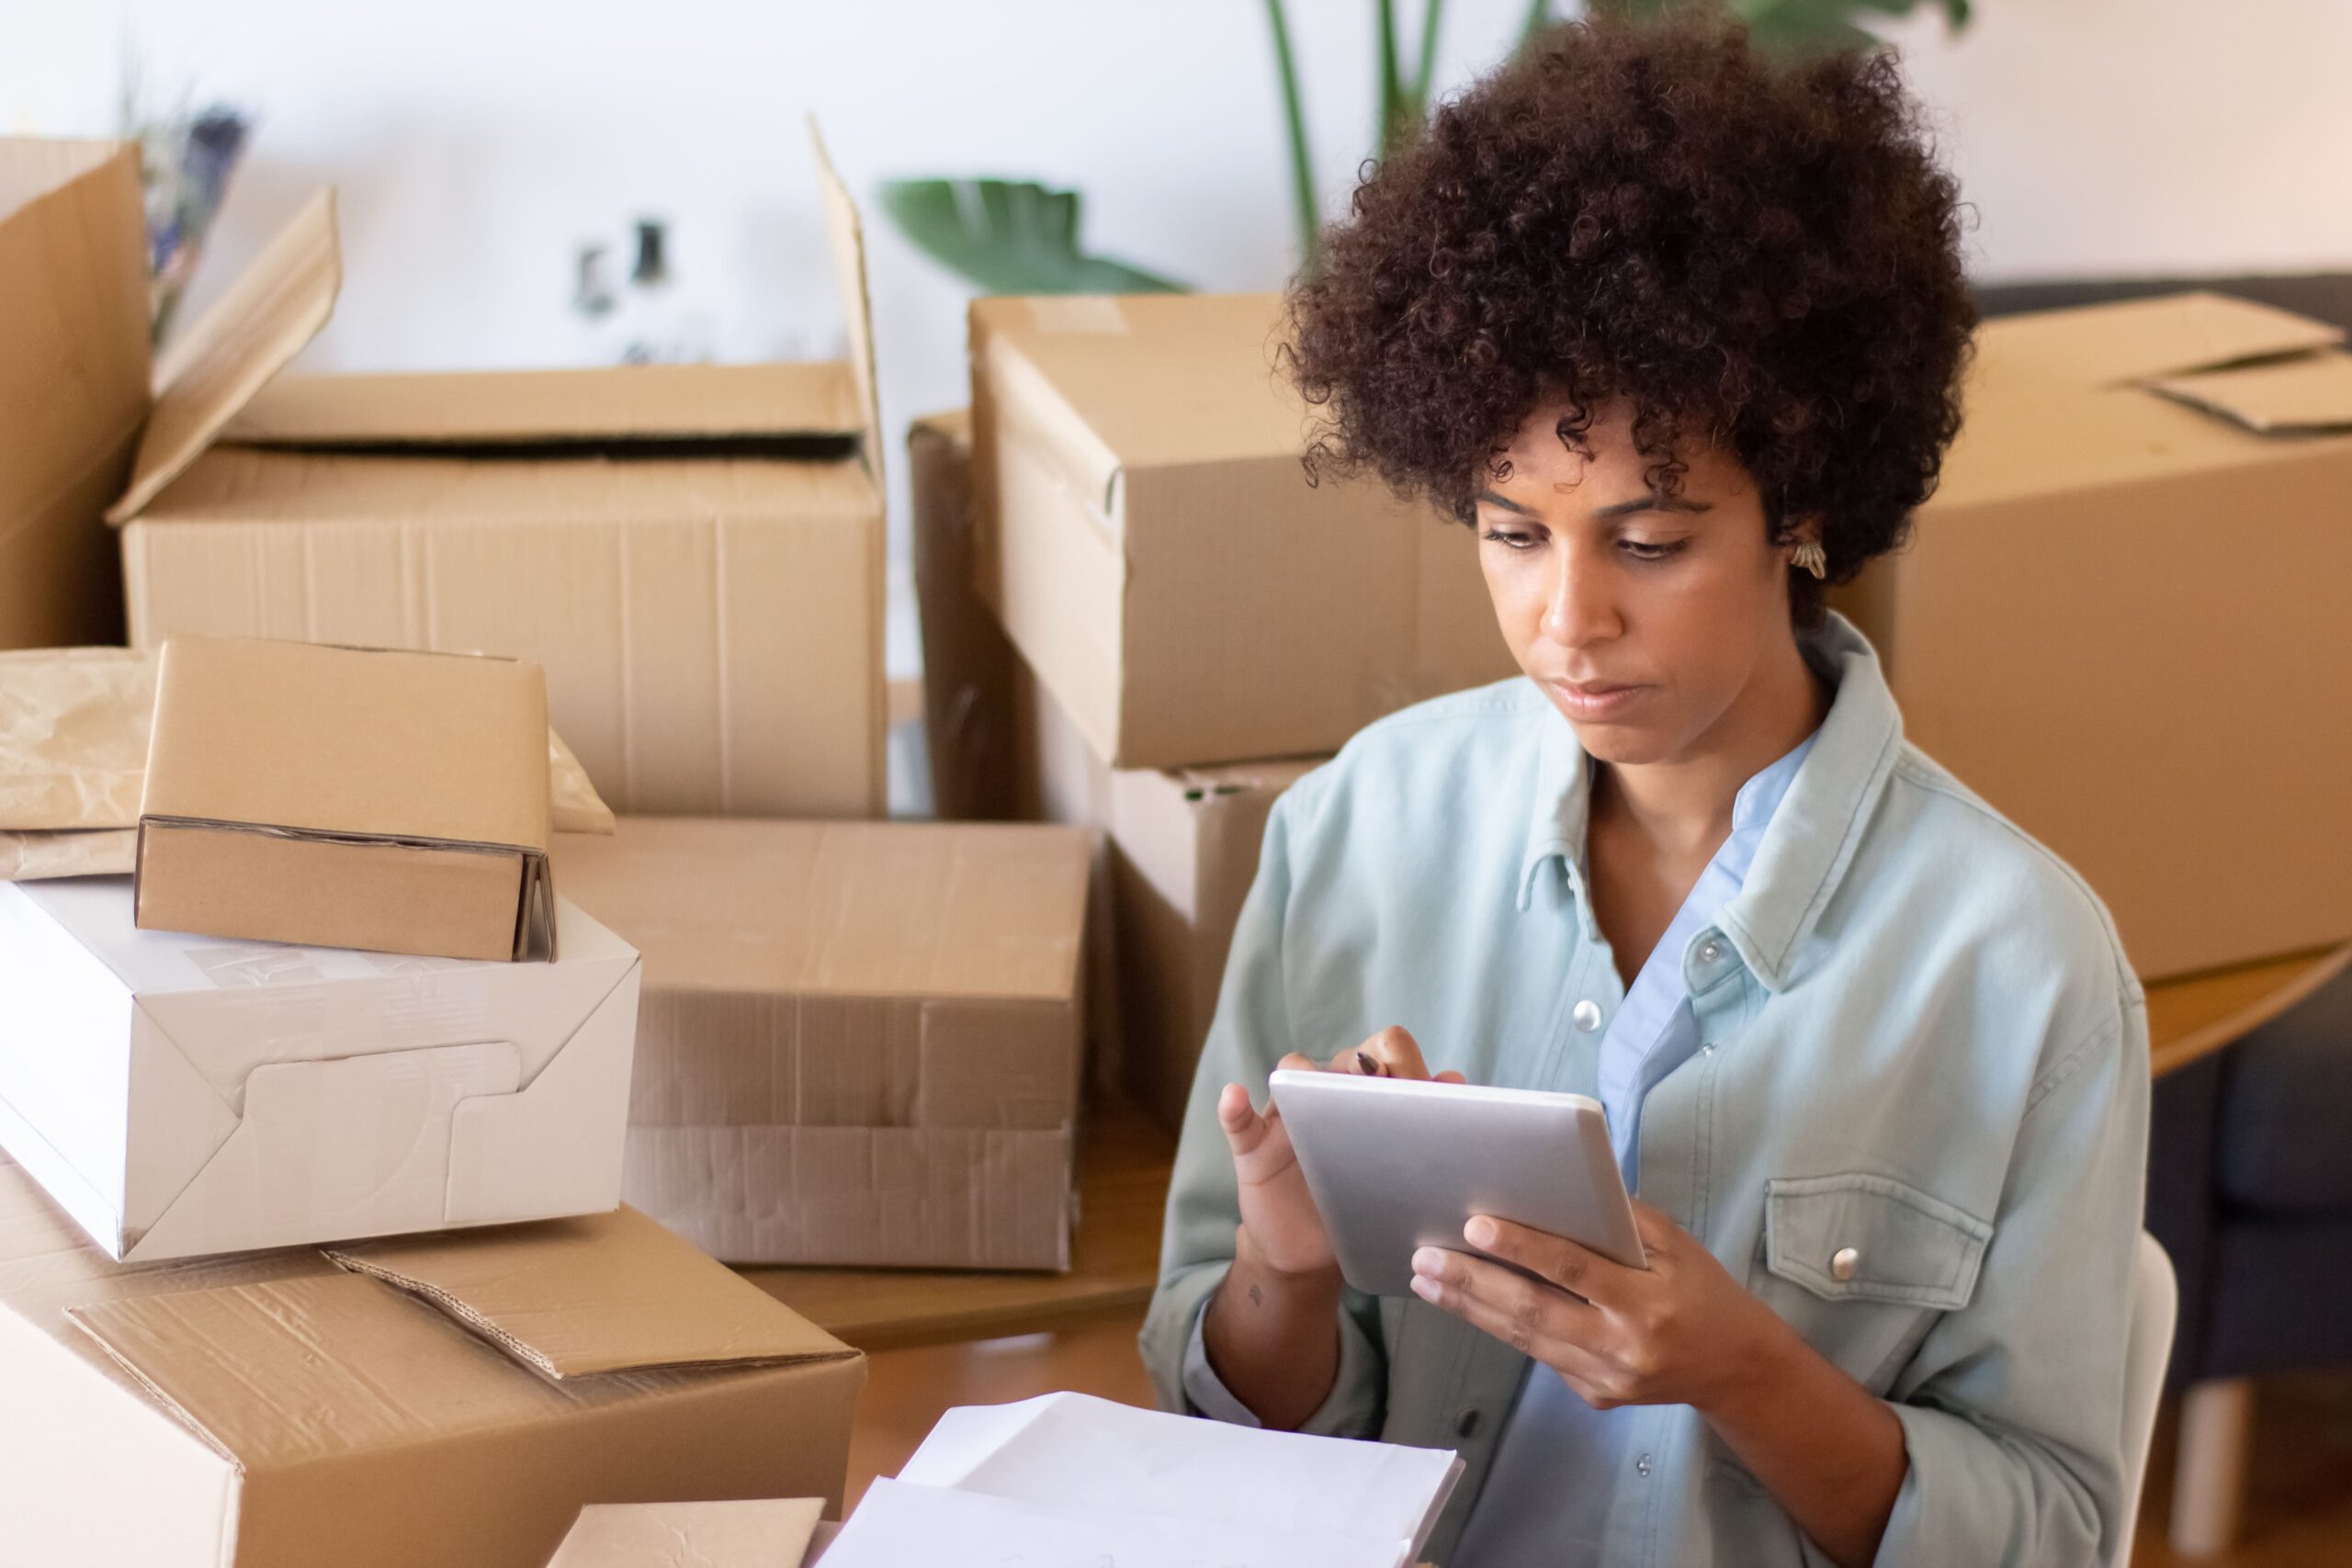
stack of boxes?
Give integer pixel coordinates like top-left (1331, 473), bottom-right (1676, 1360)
top-left (4, 127), bottom-right (1100, 1282)
top-left (0, 635), bottom-right (865, 1568)
top-left (922, 294), bottom-right (1522, 1127)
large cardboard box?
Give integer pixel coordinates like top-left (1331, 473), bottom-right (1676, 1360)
top-left (0, 877), bottom-right (640, 1262)
top-left (136, 637), bottom-right (555, 961)
top-left (554, 817), bottom-right (1092, 1269)
top-left (0, 140), bottom-right (153, 648)
top-left (111, 131), bottom-right (886, 818)
top-left (1831, 292), bottom-right (2352, 979)
top-left (0, 1162), bottom-right (865, 1568)
top-left (547, 1499), bottom-right (825, 1568)
top-left (968, 292), bottom-right (1514, 770)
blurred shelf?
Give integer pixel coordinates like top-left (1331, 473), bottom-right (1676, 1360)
top-left (740, 1098), bottom-right (1175, 1352)
top-left (2145, 942), bottom-right (2352, 1077)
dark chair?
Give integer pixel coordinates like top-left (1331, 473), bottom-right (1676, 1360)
top-left (2144, 965), bottom-right (2352, 1551)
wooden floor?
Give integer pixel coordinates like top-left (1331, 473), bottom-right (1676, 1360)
top-left (853, 1313), bottom-right (2352, 1564)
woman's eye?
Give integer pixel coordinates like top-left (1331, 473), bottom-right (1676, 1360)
top-left (1620, 539), bottom-right (1686, 562)
top-left (1481, 528), bottom-right (1541, 551)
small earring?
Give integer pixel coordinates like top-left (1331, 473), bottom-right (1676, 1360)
top-left (1791, 540), bottom-right (1826, 581)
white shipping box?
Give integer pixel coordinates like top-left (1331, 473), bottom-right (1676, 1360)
top-left (0, 876), bottom-right (641, 1262)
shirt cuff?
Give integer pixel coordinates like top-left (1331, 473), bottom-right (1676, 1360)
top-left (1181, 1298), bottom-right (1267, 1427)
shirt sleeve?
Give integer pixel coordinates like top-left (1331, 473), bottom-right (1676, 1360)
top-left (1136, 784), bottom-right (1388, 1439)
top-left (1870, 980), bottom-right (2152, 1568)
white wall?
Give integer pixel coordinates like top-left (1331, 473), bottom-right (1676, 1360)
top-left (9, 0), bottom-right (2350, 675)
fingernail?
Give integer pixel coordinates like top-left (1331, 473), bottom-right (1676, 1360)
top-left (1411, 1247), bottom-right (1444, 1277)
top-left (1354, 1050), bottom-right (1386, 1077)
top-left (1409, 1275), bottom-right (1442, 1303)
top-left (1464, 1217), bottom-right (1497, 1247)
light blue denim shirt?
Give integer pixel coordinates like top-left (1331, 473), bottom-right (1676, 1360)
top-left (1142, 612), bottom-right (2152, 1567)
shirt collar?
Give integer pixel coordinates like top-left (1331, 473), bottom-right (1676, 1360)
top-left (1516, 611), bottom-right (1905, 990)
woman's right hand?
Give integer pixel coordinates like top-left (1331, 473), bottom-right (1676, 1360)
top-left (1216, 1024), bottom-right (1466, 1280)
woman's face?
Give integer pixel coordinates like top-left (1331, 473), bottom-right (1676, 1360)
top-left (1475, 400), bottom-right (1800, 768)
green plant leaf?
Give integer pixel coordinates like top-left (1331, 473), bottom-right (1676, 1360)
top-left (876, 179), bottom-right (1188, 295)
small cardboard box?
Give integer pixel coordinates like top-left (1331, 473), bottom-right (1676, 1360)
top-left (0, 139), bottom-right (154, 649)
top-left (1016, 670), bottom-right (1318, 1129)
top-left (1831, 291), bottom-right (2352, 979)
top-left (111, 128), bottom-right (886, 818)
top-left (554, 817), bottom-right (1091, 1269)
top-left (547, 1500), bottom-right (826, 1568)
top-left (0, 1163), bottom-right (865, 1568)
top-left (968, 292), bottom-right (1516, 771)
top-left (136, 637), bottom-right (554, 962)
top-left (0, 876), bottom-right (640, 1262)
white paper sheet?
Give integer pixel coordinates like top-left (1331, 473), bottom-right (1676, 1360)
top-left (895, 1392), bottom-right (1463, 1562)
top-left (819, 1478), bottom-right (1416, 1568)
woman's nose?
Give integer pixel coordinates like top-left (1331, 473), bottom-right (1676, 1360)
top-left (1540, 547), bottom-right (1621, 648)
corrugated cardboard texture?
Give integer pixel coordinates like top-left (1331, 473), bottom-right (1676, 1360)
top-left (0, 139), bottom-right (145, 648)
top-left (548, 1499), bottom-right (826, 1568)
top-left (1019, 670), bottom-right (1318, 1128)
top-left (1833, 291), bottom-right (2352, 979)
top-left (143, 637), bottom-right (549, 846)
top-left (0, 1156), bottom-right (862, 1568)
top-left (554, 818), bottom-right (1091, 1268)
top-left (911, 409), bottom-right (1022, 821)
top-left (136, 638), bottom-right (551, 961)
top-left (968, 292), bottom-right (1515, 769)
top-left (325, 1204), bottom-right (850, 1378)
top-left (122, 450), bottom-right (883, 818)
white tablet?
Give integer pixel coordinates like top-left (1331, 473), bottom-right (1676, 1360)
top-left (1270, 1069), bottom-right (1646, 1298)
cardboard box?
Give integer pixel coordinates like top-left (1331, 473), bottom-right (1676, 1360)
top-left (0, 139), bottom-right (150, 648)
top-left (0, 1162), bottom-right (865, 1568)
top-left (0, 876), bottom-right (640, 1262)
top-left (111, 129), bottom-right (886, 818)
top-left (911, 408), bottom-right (1022, 823)
top-left (1830, 292), bottom-right (2352, 979)
top-left (136, 637), bottom-right (555, 961)
top-left (967, 291), bottom-right (1516, 771)
top-left (553, 817), bottom-right (1092, 1269)
top-left (1014, 672), bottom-right (1318, 1129)
top-left (547, 1499), bottom-right (825, 1568)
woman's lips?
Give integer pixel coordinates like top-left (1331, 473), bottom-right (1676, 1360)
top-left (1547, 678), bottom-right (1648, 720)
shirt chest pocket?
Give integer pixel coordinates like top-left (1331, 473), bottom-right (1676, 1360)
top-left (1748, 1171), bottom-right (1995, 1393)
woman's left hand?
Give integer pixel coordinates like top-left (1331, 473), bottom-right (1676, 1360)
top-left (1409, 1199), bottom-right (1785, 1414)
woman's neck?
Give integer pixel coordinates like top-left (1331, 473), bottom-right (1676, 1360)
top-left (1592, 637), bottom-right (1830, 862)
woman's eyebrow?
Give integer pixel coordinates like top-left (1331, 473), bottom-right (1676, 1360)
top-left (1474, 489), bottom-right (1537, 515)
top-left (1589, 493), bottom-right (1713, 519)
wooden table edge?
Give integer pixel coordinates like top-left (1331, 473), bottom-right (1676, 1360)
top-left (2148, 941), bottom-right (2352, 1078)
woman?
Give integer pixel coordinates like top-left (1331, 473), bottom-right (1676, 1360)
top-left (1141, 15), bottom-right (2149, 1568)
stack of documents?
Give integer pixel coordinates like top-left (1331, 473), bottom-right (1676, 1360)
top-left (818, 1393), bottom-right (1464, 1568)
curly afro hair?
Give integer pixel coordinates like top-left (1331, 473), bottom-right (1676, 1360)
top-left (1286, 10), bottom-right (1975, 628)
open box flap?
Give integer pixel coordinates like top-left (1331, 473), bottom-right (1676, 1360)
top-left (221, 360), bottom-right (865, 454)
top-left (2148, 349), bottom-right (2352, 434)
top-left (323, 1203), bottom-right (854, 1378)
top-left (809, 117), bottom-right (883, 497)
top-left (1972, 289), bottom-right (2345, 394)
top-left (106, 188), bottom-right (341, 525)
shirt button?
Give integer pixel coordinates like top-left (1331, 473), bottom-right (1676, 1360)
top-left (1700, 1043), bottom-right (1717, 1058)
top-left (1573, 999), bottom-right (1601, 1032)
top-left (1453, 1407), bottom-right (1482, 1438)
top-left (1832, 1246), bottom-right (1860, 1281)
top-left (1635, 1452), bottom-right (1653, 1477)
top-left (1698, 939), bottom-right (1724, 964)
